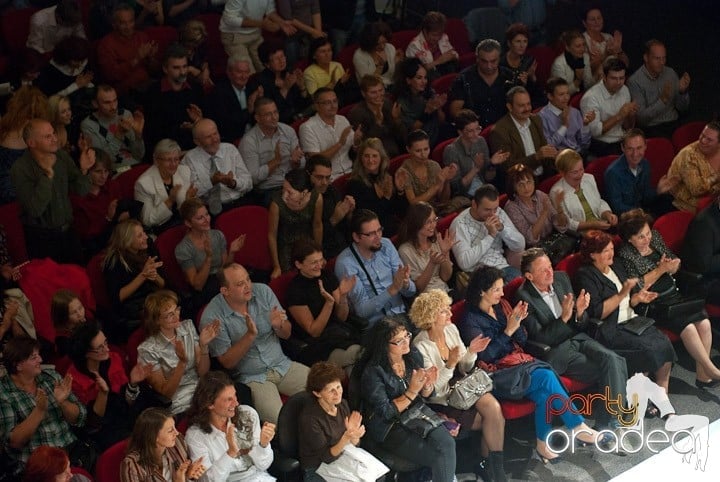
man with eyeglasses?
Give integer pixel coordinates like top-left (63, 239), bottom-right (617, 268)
top-left (334, 209), bottom-right (416, 326)
top-left (306, 155), bottom-right (355, 257)
top-left (450, 184), bottom-right (524, 284)
top-left (445, 109), bottom-right (509, 198)
top-left (300, 87), bottom-right (361, 181)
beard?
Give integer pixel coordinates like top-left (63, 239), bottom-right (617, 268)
top-left (369, 244), bottom-right (382, 252)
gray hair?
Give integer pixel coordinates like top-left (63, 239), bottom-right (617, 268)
top-left (476, 39), bottom-right (501, 55)
top-left (153, 138), bottom-right (181, 159)
top-left (227, 56), bottom-right (251, 70)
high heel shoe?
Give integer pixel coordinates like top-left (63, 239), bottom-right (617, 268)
top-left (534, 448), bottom-right (561, 465)
top-left (695, 378), bottom-right (720, 389)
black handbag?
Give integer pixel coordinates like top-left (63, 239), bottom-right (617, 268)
top-left (646, 273), bottom-right (707, 322)
top-left (397, 401), bottom-right (444, 438)
top-left (539, 232), bottom-right (580, 266)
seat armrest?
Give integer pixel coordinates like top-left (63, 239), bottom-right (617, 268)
top-left (524, 340), bottom-right (551, 359)
top-left (280, 336), bottom-right (309, 362)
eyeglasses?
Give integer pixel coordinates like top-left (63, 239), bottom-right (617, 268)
top-left (360, 227), bottom-right (384, 237)
top-left (88, 340), bottom-right (109, 354)
top-left (161, 306), bottom-right (181, 321)
top-left (317, 99), bottom-right (339, 106)
top-left (306, 257), bottom-right (326, 267)
top-left (389, 332), bottom-right (412, 346)
top-left (424, 216), bottom-right (439, 226)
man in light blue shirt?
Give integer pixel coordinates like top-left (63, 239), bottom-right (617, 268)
top-left (538, 77), bottom-right (593, 156)
top-left (334, 209), bottom-right (416, 326)
top-left (201, 262), bottom-right (309, 423)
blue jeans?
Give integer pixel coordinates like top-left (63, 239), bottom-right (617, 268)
top-left (525, 368), bottom-right (584, 440)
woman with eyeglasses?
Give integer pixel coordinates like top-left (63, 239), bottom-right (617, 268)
top-left (397, 202), bottom-right (456, 298)
top-left (136, 290), bottom-right (220, 416)
top-left (66, 320), bottom-right (150, 451)
top-left (285, 240), bottom-right (362, 368)
top-left (356, 317), bottom-right (457, 482)
top-left (175, 198), bottom-right (245, 310)
top-left (269, 168), bottom-right (323, 279)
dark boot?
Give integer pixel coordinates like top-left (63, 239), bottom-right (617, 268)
top-left (474, 457), bottom-right (493, 481)
top-left (488, 451), bottom-right (507, 482)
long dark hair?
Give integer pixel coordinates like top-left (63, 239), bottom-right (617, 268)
top-left (397, 201), bottom-right (436, 248)
top-left (187, 371), bottom-right (232, 434)
top-left (127, 407), bottom-right (173, 468)
top-left (355, 316), bottom-right (415, 376)
top-left (67, 320), bottom-right (110, 380)
top-left (394, 57), bottom-right (431, 99)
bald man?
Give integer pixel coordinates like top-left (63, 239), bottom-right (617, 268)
top-left (181, 118), bottom-right (253, 214)
top-left (10, 119), bottom-right (95, 263)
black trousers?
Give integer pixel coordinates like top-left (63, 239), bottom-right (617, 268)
top-left (24, 224), bottom-right (84, 264)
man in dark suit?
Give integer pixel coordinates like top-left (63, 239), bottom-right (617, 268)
top-left (204, 57), bottom-right (262, 143)
top-left (489, 86), bottom-right (558, 189)
top-left (516, 247), bottom-right (629, 430)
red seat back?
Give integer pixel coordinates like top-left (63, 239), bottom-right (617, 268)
top-left (0, 201), bottom-right (28, 262)
top-left (126, 327), bottom-right (147, 366)
top-left (437, 211), bottom-right (459, 236)
top-left (392, 30), bottom-right (418, 54)
top-left (445, 18), bottom-right (473, 56)
top-left (569, 92), bottom-right (583, 109)
top-left (115, 164), bottom-right (150, 200)
top-left (86, 251), bottom-right (112, 312)
top-left (480, 124), bottom-right (494, 141)
top-left (331, 173), bottom-right (351, 197)
top-left (96, 439), bottom-right (129, 482)
top-left (338, 43), bottom-right (359, 73)
top-left (526, 46), bottom-right (556, 89)
top-left (215, 206), bottom-right (272, 271)
top-left (388, 153), bottom-right (410, 175)
top-left (584, 154), bottom-right (616, 196)
top-left (268, 270), bottom-right (296, 308)
top-left (503, 276), bottom-right (524, 302)
top-left (653, 210), bottom-right (693, 255)
top-left (155, 224), bottom-right (191, 293)
top-left (538, 173), bottom-right (561, 194)
top-left (430, 73), bottom-right (458, 97)
top-left (0, 8), bottom-right (38, 56)
top-left (338, 102), bottom-right (358, 117)
top-left (431, 136), bottom-right (457, 164)
top-left (450, 299), bottom-right (466, 325)
top-left (556, 252), bottom-right (583, 279)
top-left (671, 121), bottom-right (705, 153)
top-left (645, 137), bottom-right (675, 187)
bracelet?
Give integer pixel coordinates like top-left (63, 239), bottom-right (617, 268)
top-left (404, 392), bottom-right (415, 402)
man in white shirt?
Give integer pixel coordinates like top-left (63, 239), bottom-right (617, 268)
top-left (299, 87), bottom-right (360, 181)
top-left (26, 0), bottom-right (86, 54)
top-left (581, 57), bottom-right (638, 156)
top-left (220, 0), bottom-right (296, 72)
top-left (451, 184), bottom-right (525, 282)
top-left (182, 118), bottom-right (253, 215)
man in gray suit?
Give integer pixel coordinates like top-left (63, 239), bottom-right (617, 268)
top-left (516, 247), bottom-right (629, 430)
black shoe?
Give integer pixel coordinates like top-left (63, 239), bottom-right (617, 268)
top-left (695, 378), bottom-right (720, 389)
top-left (475, 457), bottom-right (493, 481)
top-left (488, 451), bottom-right (507, 482)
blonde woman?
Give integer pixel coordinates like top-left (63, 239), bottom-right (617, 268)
top-left (103, 219), bottom-right (164, 340)
top-left (410, 289), bottom-right (506, 481)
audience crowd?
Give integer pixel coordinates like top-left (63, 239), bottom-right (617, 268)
top-left (0, 1), bottom-right (718, 481)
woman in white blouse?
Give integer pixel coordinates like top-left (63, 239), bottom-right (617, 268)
top-left (551, 30), bottom-right (598, 95)
top-left (549, 149), bottom-right (618, 233)
top-left (353, 21), bottom-right (400, 87)
top-left (409, 289), bottom-right (507, 481)
top-left (185, 371), bottom-right (275, 482)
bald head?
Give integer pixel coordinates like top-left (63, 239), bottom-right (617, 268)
top-left (23, 119), bottom-right (58, 155)
top-left (192, 118), bottom-right (221, 154)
